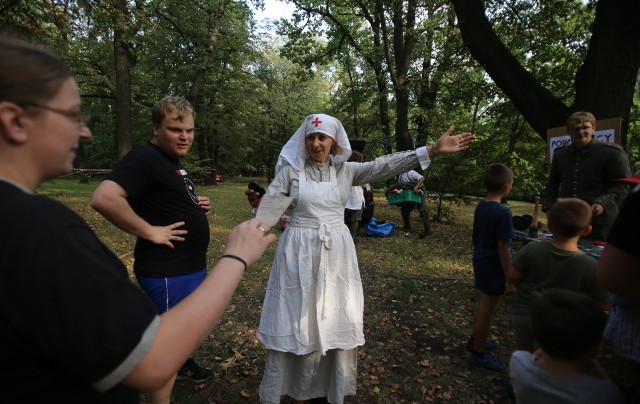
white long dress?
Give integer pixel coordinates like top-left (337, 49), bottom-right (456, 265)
top-left (259, 165), bottom-right (364, 354)
top-left (259, 149), bottom-right (431, 403)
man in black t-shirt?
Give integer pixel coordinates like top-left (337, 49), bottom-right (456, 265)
top-left (92, 96), bottom-right (212, 402)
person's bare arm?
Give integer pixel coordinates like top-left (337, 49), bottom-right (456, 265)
top-left (122, 219), bottom-right (276, 390)
top-left (497, 239), bottom-right (515, 294)
top-left (91, 180), bottom-right (187, 248)
top-left (413, 177), bottom-right (425, 193)
top-left (508, 263), bottom-right (525, 286)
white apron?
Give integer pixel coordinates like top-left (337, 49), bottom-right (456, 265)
top-left (258, 165), bottom-right (365, 355)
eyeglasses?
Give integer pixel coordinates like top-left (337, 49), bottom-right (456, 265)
top-left (21, 102), bottom-right (90, 127)
top-left (569, 124), bottom-right (592, 132)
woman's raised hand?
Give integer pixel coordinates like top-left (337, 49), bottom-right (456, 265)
top-left (430, 126), bottom-right (475, 157)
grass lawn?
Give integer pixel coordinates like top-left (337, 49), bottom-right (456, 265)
top-left (36, 176), bottom-right (619, 403)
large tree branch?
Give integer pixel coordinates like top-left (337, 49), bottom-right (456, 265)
top-left (453, 0), bottom-right (640, 140)
top-left (452, 0), bottom-right (569, 138)
top-left (574, 0), bottom-right (640, 121)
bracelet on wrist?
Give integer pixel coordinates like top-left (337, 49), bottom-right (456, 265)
top-left (220, 254), bottom-right (247, 271)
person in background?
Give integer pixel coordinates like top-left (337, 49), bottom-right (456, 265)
top-left (509, 289), bottom-right (626, 404)
top-left (468, 163), bottom-right (515, 371)
top-left (597, 171), bottom-right (640, 401)
top-left (508, 198), bottom-right (609, 352)
top-left (361, 182), bottom-right (375, 226)
top-left (246, 114), bottom-right (474, 403)
top-left (344, 150), bottom-right (365, 240)
top-left (397, 169), bottom-right (431, 238)
top-left (91, 96), bottom-right (214, 402)
top-left (0, 35), bottom-right (275, 403)
top-left (542, 111), bottom-right (631, 240)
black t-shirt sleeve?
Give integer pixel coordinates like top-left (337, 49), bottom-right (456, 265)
top-left (4, 201), bottom-right (158, 387)
top-left (107, 147), bottom-right (156, 198)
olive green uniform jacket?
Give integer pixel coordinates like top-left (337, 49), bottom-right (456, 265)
top-left (542, 138), bottom-right (631, 240)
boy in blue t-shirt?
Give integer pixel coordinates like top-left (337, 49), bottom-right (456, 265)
top-left (468, 163), bottom-right (515, 371)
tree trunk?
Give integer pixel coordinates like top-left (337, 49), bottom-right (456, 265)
top-left (188, 1), bottom-right (224, 180)
top-left (112, 0), bottom-right (134, 160)
top-left (395, 86), bottom-right (412, 151)
top-left (573, 0), bottom-right (640, 124)
top-left (387, 0), bottom-right (416, 151)
top-left (415, 5), bottom-right (458, 147)
top-left (373, 65), bottom-right (394, 155)
top-left (188, 67), bottom-right (208, 164)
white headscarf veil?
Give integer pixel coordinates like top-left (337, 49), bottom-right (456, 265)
top-left (275, 113), bottom-right (352, 174)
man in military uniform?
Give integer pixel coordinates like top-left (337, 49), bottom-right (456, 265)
top-left (542, 111), bottom-right (631, 240)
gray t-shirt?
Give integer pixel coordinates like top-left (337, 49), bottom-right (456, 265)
top-left (509, 351), bottom-right (626, 404)
top-left (512, 241), bottom-right (609, 316)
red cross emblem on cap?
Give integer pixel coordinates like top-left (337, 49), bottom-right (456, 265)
top-left (311, 117), bottom-right (322, 127)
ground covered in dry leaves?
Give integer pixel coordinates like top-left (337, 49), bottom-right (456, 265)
top-left (41, 177), bottom-right (625, 403)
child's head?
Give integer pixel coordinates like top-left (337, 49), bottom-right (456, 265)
top-left (483, 163), bottom-right (513, 194)
top-left (531, 289), bottom-right (607, 361)
top-left (548, 198), bottom-right (592, 238)
top-left (349, 150), bottom-right (364, 163)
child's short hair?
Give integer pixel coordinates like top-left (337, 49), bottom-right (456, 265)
top-left (566, 111), bottom-right (596, 130)
top-left (483, 163), bottom-right (513, 192)
top-left (548, 198), bottom-right (592, 237)
top-left (530, 289), bottom-right (606, 361)
top-left (349, 150), bottom-right (364, 163)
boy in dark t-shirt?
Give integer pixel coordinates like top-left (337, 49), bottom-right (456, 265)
top-left (468, 163), bottom-right (515, 371)
top-left (509, 198), bottom-right (609, 352)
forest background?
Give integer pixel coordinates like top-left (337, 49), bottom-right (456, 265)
top-left (3, 0), bottom-right (640, 207)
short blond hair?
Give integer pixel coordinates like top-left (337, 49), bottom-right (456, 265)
top-left (566, 111), bottom-right (596, 130)
top-left (152, 96), bottom-right (195, 129)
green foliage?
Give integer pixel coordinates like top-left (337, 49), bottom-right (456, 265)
top-left (627, 73), bottom-right (640, 170)
top-left (4, 0), bottom-right (638, 192)
top-left (484, 0), bottom-right (593, 108)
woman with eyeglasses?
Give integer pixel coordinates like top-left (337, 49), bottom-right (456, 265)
top-left (0, 36), bottom-right (275, 403)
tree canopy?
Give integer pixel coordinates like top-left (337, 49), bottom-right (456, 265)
top-left (2, 0), bottom-right (638, 199)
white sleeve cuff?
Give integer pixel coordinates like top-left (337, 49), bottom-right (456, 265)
top-left (416, 146), bottom-right (432, 170)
